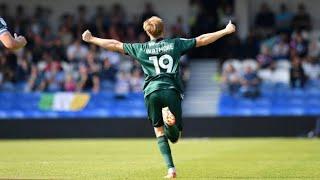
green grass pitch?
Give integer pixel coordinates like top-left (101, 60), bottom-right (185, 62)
top-left (0, 138), bottom-right (319, 179)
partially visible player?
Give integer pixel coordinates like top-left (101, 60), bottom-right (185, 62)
top-left (82, 16), bottom-right (235, 178)
top-left (0, 17), bottom-right (27, 50)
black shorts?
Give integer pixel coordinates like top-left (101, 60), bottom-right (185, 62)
top-left (144, 89), bottom-right (182, 131)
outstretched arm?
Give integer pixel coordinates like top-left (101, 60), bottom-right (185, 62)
top-left (82, 30), bottom-right (124, 54)
top-left (0, 32), bottom-right (27, 50)
top-left (195, 20), bottom-right (236, 47)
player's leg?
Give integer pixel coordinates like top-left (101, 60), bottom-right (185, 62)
top-left (145, 91), bottom-right (176, 178)
top-left (162, 89), bottom-right (182, 143)
top-left (154, 126), bottom-right (176, 179)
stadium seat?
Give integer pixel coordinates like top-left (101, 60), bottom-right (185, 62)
top-left (257, 69), bottom-right (272, 82)
top-left (236, 99), bottom-right (255, 108)
top-left (306, 99), bottom-right (320, 107)
top-left (305, 88), bottom-right (320, 98)
top-left (223, 59), bottom-right (242, 72)
top-left (305, 107), bottom-right (320, 116)
top-left (270, 107), bottom-right (289, 116)
top-left (10, 110), bottom-right (26, 119)
top-left (234, 107), bottom-right (253, 116)
top-left (289, 89), bottom-right (305, 98)
top-left (254, 98), bottom-right (271, 108)
top-left (260, 88), bottom-right (274, 98)
top-left (287, 98), bottom-right (304, 106)
top-left (287, 107), bottom-right (305, 116)
top-left (276, 60), bottom-right (291, 70)
top-left (251, 107), bottom-right (271, 116)
top-left (243, 59), bottom-right (258, 70)
top-left (272, 70), bottom-right (290, 84)
top-left (218, 108), bottom-right (234, 116)
top-left (128, 92), bottom-right (144, 99)
top-left (0, 111), bottom-right (8, 118)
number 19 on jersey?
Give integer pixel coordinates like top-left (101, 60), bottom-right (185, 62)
top-left (149, 54), bottom-right (173, 75)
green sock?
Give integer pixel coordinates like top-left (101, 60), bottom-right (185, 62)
top-left (164, 125), bottom-right (180, 143)
top-left (157, 136), bottom-right (175, 169)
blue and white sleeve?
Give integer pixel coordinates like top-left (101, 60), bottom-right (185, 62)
top-left (0, 18), bottom-right (8, 35)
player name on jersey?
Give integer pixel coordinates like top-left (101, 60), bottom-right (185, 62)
top-left (145, 43), bottom-right (174, 55)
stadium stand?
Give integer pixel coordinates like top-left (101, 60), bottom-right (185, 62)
top-left (218, 3), bottom-right (320, 116)
top-left (1, 1), bottom-right (320, 118)
top-left (0, 2), bottom-right (194, 118)
top-left (218, 83), bottom-right (320, 116)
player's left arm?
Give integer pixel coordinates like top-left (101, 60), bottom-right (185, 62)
top-left (82, 30), bottom-right (124, 54)
top-left (195, 20), bottom-right (236, 47)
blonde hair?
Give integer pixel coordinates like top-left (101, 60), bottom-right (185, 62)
top-left (143, 16), bottom-right (164, 38)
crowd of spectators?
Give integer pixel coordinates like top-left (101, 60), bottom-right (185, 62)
top-left (1, 1), bottom-right (320, 97)
top-left (222, 3), bottom-right (320, 98)
top-left (0, 3), bottom-right (191, 94)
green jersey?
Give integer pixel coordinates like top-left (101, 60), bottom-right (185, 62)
top-left (124, 38), bottom-right (196, 98)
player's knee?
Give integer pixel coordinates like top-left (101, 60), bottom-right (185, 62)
top-left (154, 126), bottom-right (165, 137)
top-left (162, 107), bottom-right (176, 126)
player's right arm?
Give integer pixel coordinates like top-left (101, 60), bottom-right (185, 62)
top-left (0, 33), bottom-right (27, 50)
top-left (82, 30), bottom-right (124, 54)
top-left (195, 20), bottom-right (236, 47)
top-left (0, 18), bottom-right (27, 50)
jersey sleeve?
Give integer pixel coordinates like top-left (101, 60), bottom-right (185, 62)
top-left (0, 18), bottom-right (8, 35)
top-left (123, 43), bottom-right (141, 59)
top-left (175, 38), bottom-right (196, 55)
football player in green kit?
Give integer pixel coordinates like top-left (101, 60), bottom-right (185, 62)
top-left (0, 17), bottom-right (27, 50)
top-left (82, 16), bottom-right (236, 179)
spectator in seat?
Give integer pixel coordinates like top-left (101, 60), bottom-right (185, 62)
top-left (58, 25), bottom-right (73, 47)
top-left (308, 38), bottom-right (320, 60)
top-left (180, 55), bottom-right (190, 87)
top-left (272, 33), bottom-right (290, 60)
top-left (125, 25), bottom-right (138, 43)
top-left (16, 57), bottom-right (30, 82)
top-left (90, 6), bottom-right (108, 38)
top-left (25, 64), bottom-right (45, 92)
top-left (115, 71), bottom-right (130, 99)
top-left (44, 61), bottom-right (64, 92)
top-left (64, 74), bottom-right (77, 92)
top-left (109, 3), bottom-right (125, 27)
top-left (290, 56), bottom-right (307, 88)
top-left (130, 69), bottom-right (144, 93)
top-left (242, 31), bottom-right (259, 58)
top-left (290, 32), bottom-right (308, 58)
top-left (0, 50), bottom-right (18, 91)
top-left (141, 2), bottom-right (158, 23)
top-left (188, 0), bottom-right (201, 28)
top-left (276, 4), bottom-right (293, 33)
top-left (138, 32), bottom-right (148, 43)
top-left (292, 3), bottom-right (311, 31)
top-left (100, 58), bottom-right (117, 90)
top-left (171, 16), bottom-right (188, 38)
top-left (77, 64), bottom-right (100, 92)
top-left (303, 58), bottom-right (320, 81)
top-left (221, 64), bottom-right (240, 95)
top-left (67, 39), bottom-right (88, 62)
top-left (51, 38), bottom-right (66, 61)
top-left (257, 45), bottom-right (273, 68)
top-left (254, 3), bottom-right (275, 35)
top-left (240, 66), bottom-right (260, 98)
top-left (218, 4), bottom-right (236, 29)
